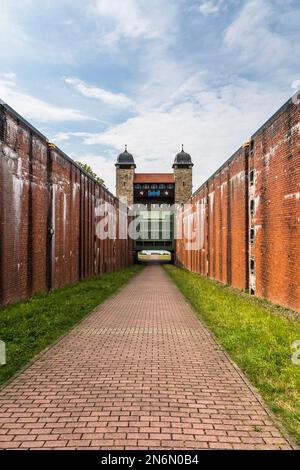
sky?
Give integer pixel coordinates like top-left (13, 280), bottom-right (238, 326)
top-left (0, 0), bottom-right (299, 192)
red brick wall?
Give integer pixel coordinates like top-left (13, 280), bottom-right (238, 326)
top-left (0, 104), bottom-right (133, 306)
top-left (228, 150), bottom-right (248, 290)
top-left (176, 98), bottom-right (300, 313)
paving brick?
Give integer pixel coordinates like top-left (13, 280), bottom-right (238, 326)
top-left (42, 440), bottom-right (68, 448)
top-left (66, 439), bottom-right (91, 448)
top-left (20, 441), bottom-right (43, 449)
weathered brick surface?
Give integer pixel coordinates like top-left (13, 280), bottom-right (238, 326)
top-left (174, 167), bottom-right (193, 204)
top-left (31, 135), bottom-right (48, 295)
top-left (0, 265), bottom-right (292, 450)
top-left (176, 98), bottom-right (300, 312)
top-left (0, 118), bottom-right (30, 303)
top-left (252, 102), bottom-right (300, 310)
top-left (0, 104), bottom-right (133, 306)
top-left (228, 150), bottom-right (248, 290)
top-left (116, 167), bottom-right (135, 207)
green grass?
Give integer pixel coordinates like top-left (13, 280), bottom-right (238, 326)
top-left (0, 265), bottom-right (142, 386)
top-left (164, 264), bottom-right (300, 445)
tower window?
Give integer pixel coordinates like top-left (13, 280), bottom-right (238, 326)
top-left (250, 169), bottom-right (255, 186)
top-left (182, 181), bottom-right (185, 186)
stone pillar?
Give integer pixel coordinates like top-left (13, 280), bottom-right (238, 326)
top-left (115, 166), bottom-right (135, 207)
top-left (173, 167), bottom-right (193, 204)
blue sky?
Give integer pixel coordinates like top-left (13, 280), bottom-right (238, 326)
top-left (0, 0), bottom-right (299, 192)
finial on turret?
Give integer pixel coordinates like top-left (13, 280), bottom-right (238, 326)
top-left (115, 145), bottom-right (136, 168)
top-left (173, 144), bottom-right (193, 168)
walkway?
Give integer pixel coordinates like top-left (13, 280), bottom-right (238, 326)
top-left (0, 265), bottom-right (292, 449)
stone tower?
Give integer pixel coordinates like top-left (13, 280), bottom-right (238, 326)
top-left (173, 146), bottom-right (193, 204)
top-left (115, 145), bottom-right (136, 207)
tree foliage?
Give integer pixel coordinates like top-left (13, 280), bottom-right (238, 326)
top-left (75, 161), bottom-right (105, 187)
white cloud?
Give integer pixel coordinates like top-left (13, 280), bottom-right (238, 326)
top-left (133, 51), bottom-right (193, 112)
top-left (0, 74), bottom-right (96, 123)
top-left (224, 0), bottom-right (299, 71)
top-left (198, 1), bottom-right (220, 16)
top-left (72, 153), bottom-right (116, 193)
top-left (53, 131), bottom-right (96, 143)
top-left (1, 72), bottom-right (17, 82)
top-left (64, 77), bottom-right (134, 109)
top-left (69, 76), bottom-right (290, 192)
top-left (91, 0), bottom-right (178, 48)
top-left (93, 0), bottom-right (152, 40)
top-left (0, 1), bottom-right (78, 65)
top-left (0, 5), bottom-right (32, 60)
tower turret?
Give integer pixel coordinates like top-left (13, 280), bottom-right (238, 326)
top-left (115, 145), bottom-right (136, 206)
top-left (172, 145), bottom-right (193, 204)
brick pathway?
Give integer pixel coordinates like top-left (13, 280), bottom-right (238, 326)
top-left (0, 265), bottom-right (293, 450)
